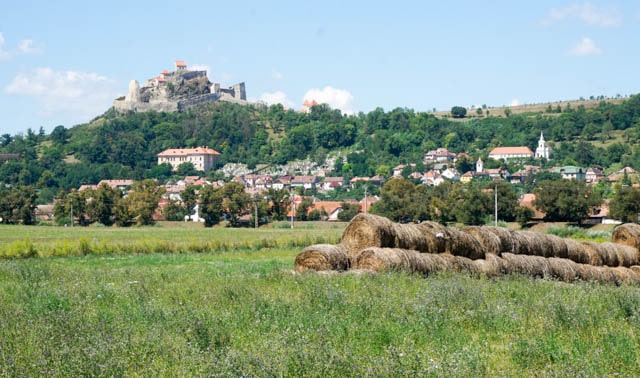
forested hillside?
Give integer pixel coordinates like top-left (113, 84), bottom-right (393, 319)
top-left (1, 95), bottom-right (640, 205)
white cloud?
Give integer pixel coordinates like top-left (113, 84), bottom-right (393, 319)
top-left (4, 67), bottom-right (120, 124)
top-left (510, 98), bottom-right (520, 107)
top-left (260, 91), bottom-right (294, 108)
top-left (303, 86), bottom-right (355, 115)
top-left (545, 2), bottom-right (622, 27)
top-left (567, 37), bottom-right (603, 56)
top-left (18, 39), bottom-right (42, 54)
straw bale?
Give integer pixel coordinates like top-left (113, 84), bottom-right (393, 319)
top-left (631, 266), bottom-right (640, 275)
top-left (501, 253), bottom-right (551, 278)
top-left (444, 227), bottom-right (485, 260)
top-left (340, 213), bottom-right (399, 261)
top-left (484, 226), bottom-right (516, 253)
top-left (612, 223), bottom-right (640, 250)
top-left (462, 226), bottom-right (502, 255)
top-left (473, 253), bottom-right (503, 277)
top-left (547, 257), bottom-right (579, 282)
top-left (579, 242), bottom-right (639, 267)
top-left (353, 247), bottom-right (479, 275)
top-left (564, 238), bottom-right (591, 265)
top-left (294, 244), bottom-right (350, 272)
top-left (542, 234), bottom-right (569, 259)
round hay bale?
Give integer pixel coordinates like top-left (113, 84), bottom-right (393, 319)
top-left (542, 234), bottom-right (569, 259)
top-left (462, 226), bottom-right (502, 255)
top-left (501, 253), bottom-right (551, 278)
top-left (581, 242), bottom-right (605, 266)
top-left (294, 244), bottom-right (350, 272)
top-left (354, 247), bottom-right (426, 273)
top-left (600, 242), bottom-right (640, 267)
top-left (473, 253), bottom-right (502, 277)
top-left (631, 266), bottom-right (640, 275)
top-left (445, 227), bottom-right (485, 260)
top-left (341, 213), bottom-right (398, 261)
top-left (548, 257), bottom-right (579, 282)
top-left (484, 226), bottom-right (516, 253)
top-left (415, 221), bottom-right (451, 254)
top-left (439, 253), bottom-right (479, 275)
top-left (565, 238), bottom-right (591, 265)
top-left (612, 223), bottom-right (640, 250)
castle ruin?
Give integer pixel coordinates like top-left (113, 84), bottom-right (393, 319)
top-left (113, 61), bottom-right (247, 113)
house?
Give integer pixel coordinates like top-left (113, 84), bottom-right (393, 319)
top-left (519, 193), bottom-right (545, 221)
top-left (157, 146), bottom-right (220, 172)
top-left (552, 166), bottom-right (586, 180)
top-left (0, 153), bottom-right (21, 163)
top-left (273, 175), bottom-right (293, 190)
top-left (309, 201), bottom-right (343, 221)
top-left (291, 176), bottom-right (318, 190)
top-left (98, 179), bottom-right (134, 191)
top-left (422, 170), bottom-right (445, 186)
top-left (322, 177), bottom-right (344, 191)
top-left (488, 146), bottom-right (534, 161)
top-left (607, 167), bottom-right (638, 183)
top-left (460, 171), bottom-right (475, 184)
top-left (441, 167), bottom-right (460, 181)
top-left (585, 168), bottom-right (604, 184)
top-left (424, 147), bottom-right (456, 163)
top-left (360, 195), bottom-right (380, 213)
top-left (175, 60), bottom-right (187, 70)
top-left (185, 203), bottom-right (205, 222)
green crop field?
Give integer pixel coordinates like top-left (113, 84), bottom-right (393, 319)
top-left (1, 224), bottom-right (639, 376)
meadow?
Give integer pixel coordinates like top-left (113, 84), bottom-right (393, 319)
top-left (1, 223), bottom-right (639, 376)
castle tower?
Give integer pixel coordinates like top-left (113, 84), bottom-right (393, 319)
top-left (535, 132), bottom-right (550, 159)
top-left (124, 80), bottom-right (140, 103)
top-left (476, 157), bottom-right (484, 173)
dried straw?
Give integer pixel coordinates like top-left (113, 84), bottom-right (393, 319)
top-left (612, 223), bottom-right (640, 250)
top-left (353, 247), bottom-right (479, 275)
top-left (340, 213), bottom-right (484, 262)
top-left (580, 242), bottom-right (639, 267)
top-left (462, 226), bottom-right (502, 255)
top-left (484, 226), bottom-right (516, 253)
top-left (294, 244), bottom-right (350, 272)
top-left (564, 238), bottom-right (591, 264)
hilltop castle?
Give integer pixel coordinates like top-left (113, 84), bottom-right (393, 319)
top-left (113, 61), bottom-right (247, 113)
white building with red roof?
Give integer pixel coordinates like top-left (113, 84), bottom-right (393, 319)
top-left (488, 146), bottom-right (534, 161)
top-left (157, 146), bottom-right (220, 172)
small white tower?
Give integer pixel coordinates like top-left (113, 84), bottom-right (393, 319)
top-left (476, 157), bottom-right (484, 173)
top-left (535, 132), bottom-right (550, 159)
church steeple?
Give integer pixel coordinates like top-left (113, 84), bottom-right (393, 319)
top-left (535, 132), bottom-right (550, 159)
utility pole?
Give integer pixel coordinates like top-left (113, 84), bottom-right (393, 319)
top-left (364, 185), bottom-right (368, 213)
top-left (494, 181), bottom-right (498, 227)
top-left (254, 196), bottom-right (258, 229)
top-left (70, 202), bottom-right (73, 227)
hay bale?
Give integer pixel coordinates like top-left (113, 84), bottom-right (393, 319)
top-left (294, 244), bottom-right (350, 272)
top-left (353, 247), bottom-right (479, 275)
top-left (542, 234), bottom-right (569, 259)
top-left (340, 213), bottom-right (484, 262)
top-left (340, 214), bottom-right (444, 262)
top-left (444, 227), bottom-right (485, 260)
top-left (565, 238), bottom-right (591, 265)
top-left (473, 253), bottom-right (503, 277)
top-left (547, 257), bottom-right (579, 282)
top-left (484, 226), bottom-right (516, 253)
top-left (580, 242), bottom-right (639, 267)
top-left (462, 226), bottom-right (502, 255)
top-left (631, 266), bottom-right (640, 275)
top-left (612, 223), bottom-right (640, 250)
top-left (501, 253), bottom-right (551, 278)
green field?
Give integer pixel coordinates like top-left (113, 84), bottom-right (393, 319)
top-left (1, 224), bottom-right (639, 376)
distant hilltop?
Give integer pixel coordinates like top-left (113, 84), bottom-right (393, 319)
top-left (113, 60), bottom-right (247, 113)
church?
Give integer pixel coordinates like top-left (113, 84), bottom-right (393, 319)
top-left (535, 132), bottom-right (551, 159)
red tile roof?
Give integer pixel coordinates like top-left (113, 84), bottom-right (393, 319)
top-left (175, 60), bottom-right (187, 67)
top-left (489, 147), bottom-right (534, 156)
top-left (157, 147), bottom-right (220, 157)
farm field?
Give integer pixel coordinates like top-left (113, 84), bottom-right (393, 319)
top-left (1, 224), bottom-right (639, 376)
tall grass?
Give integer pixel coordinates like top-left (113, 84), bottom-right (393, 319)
top-left (546, 225), bottom-right (612, 242)
top-left (0, 224), bottom-right (343, 259)
top-left (0, 251), bottom-right (639, 376)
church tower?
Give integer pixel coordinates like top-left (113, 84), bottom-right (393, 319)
top-left (476, 157), bottom-right (484, 173)
top-left (535, 132), bottom-right (550, 159)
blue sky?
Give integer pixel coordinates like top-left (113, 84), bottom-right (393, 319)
top-left (1, 1), bottom-right (638, 135)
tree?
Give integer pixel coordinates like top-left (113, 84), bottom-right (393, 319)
top-left (0, 185), bottom-right (37, 224)
top-left (266, 188), bottom-right (290, 221)
top-left (295, 198), bottom-right (314, 221)
top-left (86, 183), bottom-right (121, 226)
top-left (220, 182), bottom-right (251, 227)
top-left (533, 179), bottom-right (601, 224)
top-left (199, 185), bottom-right (224, 227)
top-left (451, 106), bottom-right (467, 119)
top-left (504, 108), bottom-right (512, 118)
top-left (122, 179), bottom-right (165, 226)
top-left (449, 184), bottom-right (490, 225)
top-left (609, 186), bottom-right (640, 223)
top-left (337, 202), bottom-right (361, 222)
top-left (176, 162), bottom-right (199, 176)
top-left (181, 186), bottom-right (198, 219)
